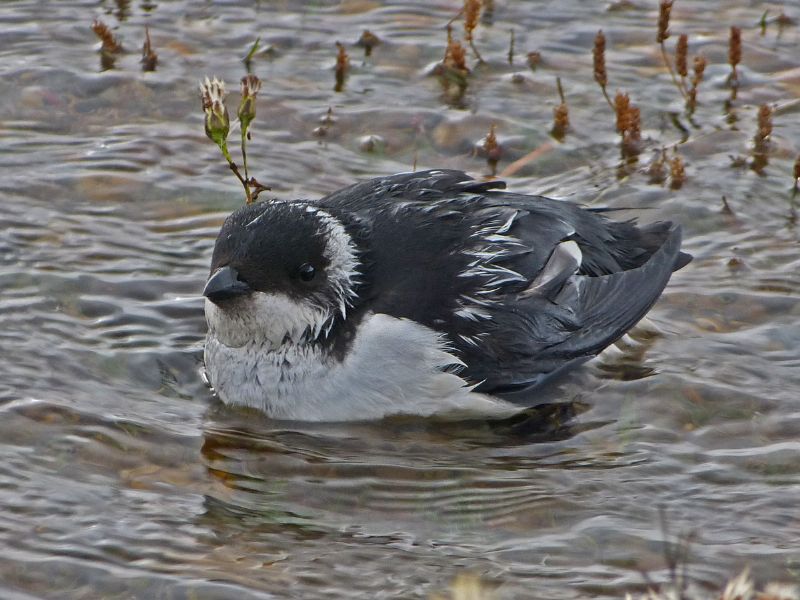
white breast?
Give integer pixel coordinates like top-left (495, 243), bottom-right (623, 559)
top-left (204, 310), bottom-right (521, 421)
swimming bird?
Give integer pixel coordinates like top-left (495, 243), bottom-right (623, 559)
top-left (203, 170), bottom-right (690, 421)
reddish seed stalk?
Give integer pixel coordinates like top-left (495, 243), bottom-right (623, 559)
top-left (444, 25), bottom-right (469, 73)
top-left (614, 91), bottom-right (641, 157)
top-left (657, 0), bottom-right (673, 43)
top-left (92, 19), bottom-right (123, 54)
top-left (648, 149), bottom-right (668, 185)
top-left (482, 123), bottom-right (501, 174)
top-left (627, 107), bottom-right (641, 140)
top-left (675, 34), bottom-right (688, 77)
top-left (439, 25), bottom-right (469, 99)
top-left (660, 41), bottom-right (685, 98)
top-left (463, 0), bottom-right (484, 63)
top-left (551, 77), bottom-right (569, 140)
top-left (552, 104), bottom-right (569, 140)
top-left (141, 26), bottom-right (157, 72)
top-left (593, 30), bottom-right (607, 87)
top-left (593, 30), bottom-right (613, 110)
top-left (751, 103), bottom-right (773, 174)
top-left (686, 54), bottom-right (707, 114)
top-left (335, 41), bottom-right (349, 92)
top-left (336, 42), bottom-right (349, 68)
top-left (614, 92), bottom-right (631, 134)
top-left (656, 0), bottom-right (686, 100)
top-left (729, 26), bottom-right (742, 79)
top-left (483, 123), bottom-right (498, 155)
top-left (756, 104), bottom-right (773, 141)
top-left (675, 33), bottom-right (688, 96)
top-left (624, 106), bottom-right (641, 156)
top-left (750, 104), bottom-right (772, 174)
top-left (669, 151), bottom-right (686, 189)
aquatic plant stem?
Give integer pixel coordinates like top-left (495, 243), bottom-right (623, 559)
top-left (229, 163), bottom-right (253, 204)
top-left (241, 129), bottom-right (249, 183)
top-left (660, 42), bottom-right (687, 99)
top-left (218, 142), bottom-right (252, 204)
top-left (592, 30), bottom-right (614, 111)
top-left (600, 86), bottom-right (614, 111)
top-left (468, 37), bottom-right (485, 64)
top-left (243, 37), bottom-right (260, 73)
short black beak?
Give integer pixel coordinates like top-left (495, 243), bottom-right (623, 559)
top-left (203, 265), bottom-right (251, 304)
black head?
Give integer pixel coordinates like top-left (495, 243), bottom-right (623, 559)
top-left (204, 201), bottom-right (360, 315)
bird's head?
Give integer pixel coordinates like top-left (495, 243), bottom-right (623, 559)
top-left (203, 201), bottom-right (361, 349)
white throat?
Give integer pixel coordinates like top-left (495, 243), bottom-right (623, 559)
top-left (204, 306), bottom-right (521, 421)
top-left (205, 291), bottom-right (333, 350)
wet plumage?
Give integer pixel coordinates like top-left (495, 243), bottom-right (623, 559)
top-left (203, 170), bottom-right (690, 421)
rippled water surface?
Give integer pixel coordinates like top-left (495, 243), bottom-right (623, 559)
top-left (1, 1), bottom-right (799, 598)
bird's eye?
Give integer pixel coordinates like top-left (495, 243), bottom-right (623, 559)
top-left (298, 263), bottom-right (316, 282)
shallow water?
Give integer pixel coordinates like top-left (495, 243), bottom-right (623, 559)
top-left (1, 1), bottom-right (799, 598)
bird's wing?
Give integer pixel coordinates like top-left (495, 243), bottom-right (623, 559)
top-left (465, 220), bottom-right (684, 400)
top-left (322, 171), bottom-right (688, 403)
top-left (442, 190), bottom-right (688, 400)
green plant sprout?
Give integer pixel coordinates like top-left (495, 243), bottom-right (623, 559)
top-left (243, 37), bottom-right (260, 73)
top-left (200, 75), bottom-right (270, 204)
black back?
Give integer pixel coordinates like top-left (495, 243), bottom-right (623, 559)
top-left (317, 170), bottom-right (689, 400)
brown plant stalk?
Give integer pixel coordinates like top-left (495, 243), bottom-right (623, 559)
top-left (648, 149), bottom-right (668, 185)
top-left (756, 103), bottom-right (773, 140)
top-left (551, 77), bottom-right (569, 141)
top-left (751, 103), bottom-right (773, 174)
top-left (656, 1), bottom-right (687, 99)
top-left (141, 26), bottom-right (157, 72)
top-left (593, 30), bottom-right (613, 110)
top-left (463, 0), bottom-right (484, 63)
top-left (729, 26), bottom-right (742, 85)
top-left (482, 123), bottom-right (501, 175)
top-left (92, 19), bottom-right (123, 54)
top-left (685, 54), bottom-right (707, 114)
top-left (334, 41), bottom-right (349, 92)
top-left (614, 92), bottom-right (641, 157)
top-left (439, 25), bottom-right (470, 98)
top-left (669, 150), bottom-right (686, 189)
top-left (675, 34), bottom-right (688, 89)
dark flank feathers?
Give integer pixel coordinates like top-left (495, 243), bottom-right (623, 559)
top-left (317, 170), bottom-right (690, 401)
